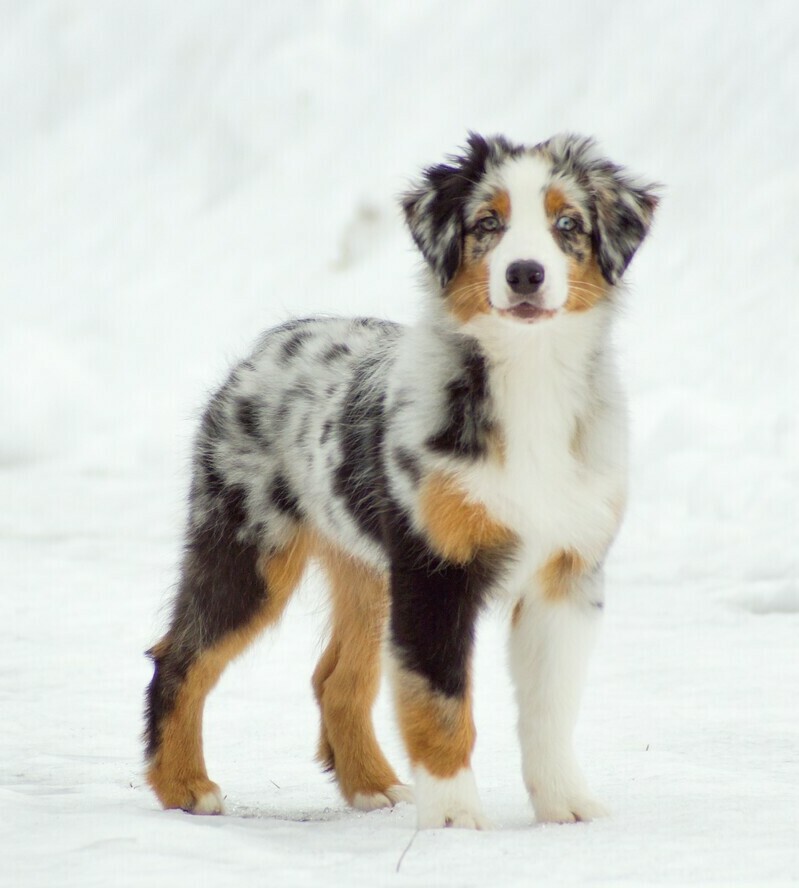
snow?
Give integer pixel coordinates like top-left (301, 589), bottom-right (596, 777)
top-left (2, 1), bottom-right (798, 884)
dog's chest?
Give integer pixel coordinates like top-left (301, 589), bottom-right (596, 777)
top-left (457, 348), bottom-right (622, 582)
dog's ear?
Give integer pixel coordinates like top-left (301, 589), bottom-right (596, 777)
top-left (402, 134), bottom-right (515, 287)
top-left (546, 135), bottom-right (660, 284)
top-left (591, 170), bottom-right (660, 284)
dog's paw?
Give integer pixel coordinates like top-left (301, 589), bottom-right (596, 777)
top-left (413, 766), bottom-right (490, 830)
top-left (533, 791), bottom-right (608, 824)
top-left (417, 808), bottom-right (493, 829)
top-left (190, 784), bottom-right (225, 815)
top-left (148, 763), bottom-right (224, 815)
top-left (352, 783), bottom-right (414, 811)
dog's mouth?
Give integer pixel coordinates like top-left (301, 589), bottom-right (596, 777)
top-left (498, 303), bottom-right (557, 323)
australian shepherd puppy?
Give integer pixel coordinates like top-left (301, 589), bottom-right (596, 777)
top-left (144, 133), bottom-right (658, 830)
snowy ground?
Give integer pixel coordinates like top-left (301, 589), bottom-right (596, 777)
top-left (2, 2), bottom-right (798, 885)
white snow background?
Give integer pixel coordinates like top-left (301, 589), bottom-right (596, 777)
top-left (2, 2), bottom-right (798, 885)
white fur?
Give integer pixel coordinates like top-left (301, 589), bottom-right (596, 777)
top-left (487, 155), bottom-right (572, 313)
top-left (460, 304), bottom-right (627, 584)
top-left (413, 766), bottom-right (491, 830)
top-left (462, 292), bottom-right (622, 826)
top-left (510, 573), bottom-right (608, 823)
top-left (352, 784), bottom-right (414, 811)
top-left (192, 787), bottom-right (224, 815)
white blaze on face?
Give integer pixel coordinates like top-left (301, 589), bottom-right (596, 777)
top-left (487, 154), bottom-right (571, 313)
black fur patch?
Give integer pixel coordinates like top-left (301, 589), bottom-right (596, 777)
top-left (402, 133), bottom-right (522, 287)
top-left (333, 355), bottom-right (392, 543)
top-left (236, 397), bottom-right (261, 438)
top-left (271, 473), bottom-right (303, 520)
top-left (195, 383), bottom-right (236, 495)
top-left (144, 642), bottom-right (193, 759)
top-left (393, 447), bottom-right (422, 485)
top-left (182, 484), bottom-right (264, 641)
top-left (426, 342), bottom-right (496, 459)
top-left (353, 316), bottom-right (394, 330)
top-left (281, 330), bottom-right (312, 361)
top-left (386, 509), bottom-right (511, 698)
top-left (321, 343), bottom-right (352, 363)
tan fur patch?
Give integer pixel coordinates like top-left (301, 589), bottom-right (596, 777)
top-left (566, 255), bottom-right (609, 313)
top-left (544, 186), bottom-right (568, 218)
top-left (487, 188), bottom-right (510, 220)
top-left (311, 636), bottom-right (340, 772)
top-left (444, 189), bottom-right (511, 324)
top-left (419, 471), bottom-right (516, 564)
top-left (261, 529), bottom-right (313, 599)
top-left (445, 254), bottom-right (491, 323)
top-left (146, 644), bottom-right (229, 811)
top-left (538, 549), bottom-right (587, 602)
top-left (394, 670), bottom-right (475, 778)
top-left (312, 542), bottom-right (401, 803)
top-left (511, 599), bottom-right (523, 627)
top-left (148, 530), bottom-right (312, 810)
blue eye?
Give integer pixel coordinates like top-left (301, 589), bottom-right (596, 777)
top-left (556, 215), bottom-right (577, 232)
top-left (477, 215), bottom-right (500, 233)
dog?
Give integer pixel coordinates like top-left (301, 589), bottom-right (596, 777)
top-left (144, 133), bottom-right (658, 829)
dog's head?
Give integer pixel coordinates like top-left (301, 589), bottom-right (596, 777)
top-left (402, 133), bottom-right (659, 325)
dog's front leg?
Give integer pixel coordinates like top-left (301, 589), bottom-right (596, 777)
top-left (510, 559), bottom-right (608, 824)
top-left (388, 562), bottom-right (490, 830)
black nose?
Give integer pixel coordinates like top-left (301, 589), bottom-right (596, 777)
top-left (506, 260), bottom-right (545, 295)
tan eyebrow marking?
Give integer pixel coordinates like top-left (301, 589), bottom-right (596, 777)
top-left (486, 189), bottom-right (510, 220)
top-left (544, 186), bottom-right (569, 218)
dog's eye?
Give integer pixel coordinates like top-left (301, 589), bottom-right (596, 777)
top-left (556, 215), bottom-right (578, 232)
top-left (476, 215), bottom-right (501, 234)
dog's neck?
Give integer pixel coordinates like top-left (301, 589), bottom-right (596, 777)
top-left (430, 292), bottom-right (612, 401)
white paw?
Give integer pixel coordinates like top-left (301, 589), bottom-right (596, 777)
top-left (443, 809), bottom-right (493, 830)
top-left (352, 783), bottom-right (414, 811)
top-left (191, 785), bottom-right (224, 815)
top-left (414, 766), bottom-right (490, 831)
top-left (533, 791), bottom-right (608, 824)
top-left (417, 805), bottom-right (492, 830)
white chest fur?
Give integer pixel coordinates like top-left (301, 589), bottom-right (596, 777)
top-left (458, 309), bottom-right (627, 594)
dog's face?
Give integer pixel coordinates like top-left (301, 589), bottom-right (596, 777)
top-left (403, 134), bottom-right (659, 325)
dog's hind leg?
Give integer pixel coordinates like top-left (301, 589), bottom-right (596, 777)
top-left (144, 493), bottom-right (311, 814)
top-left (311, 544), bottom-right (411, 810)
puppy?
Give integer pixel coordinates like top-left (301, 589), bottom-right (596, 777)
top-left (144, 133), bottom-right (658, 829)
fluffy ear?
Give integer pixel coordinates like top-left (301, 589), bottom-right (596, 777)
top-left (401, 134), bottom-right (517, 287)
top-left (545, 134), bottom-right (660, 284)
top-left (591, 170), bottom-right (659, 284)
